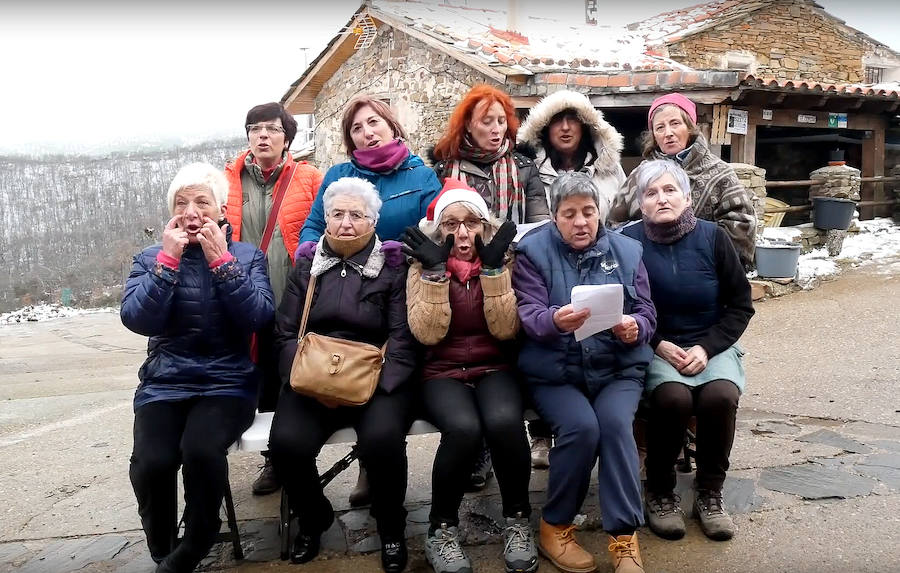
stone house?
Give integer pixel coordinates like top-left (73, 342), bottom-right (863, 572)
top-left (281, 0), bottom-right (900, 218)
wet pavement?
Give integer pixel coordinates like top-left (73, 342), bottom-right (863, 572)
top-left (0, 264), bottom-right (898, 572)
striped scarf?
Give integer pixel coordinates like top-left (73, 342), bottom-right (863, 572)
top-left (447, 136), bottom-right (524, 224)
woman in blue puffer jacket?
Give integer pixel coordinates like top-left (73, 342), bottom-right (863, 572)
top-left (121, 162), bottom-right (274, 573)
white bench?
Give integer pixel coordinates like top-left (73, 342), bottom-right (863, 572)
top-left (227, 409), bottom-right (536, 560)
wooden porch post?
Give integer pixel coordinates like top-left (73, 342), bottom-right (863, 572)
top-left (860, 123), bottom-right (886, 219)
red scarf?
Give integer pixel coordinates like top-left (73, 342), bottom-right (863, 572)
top-left (446, 256), bottom-right (482, 283)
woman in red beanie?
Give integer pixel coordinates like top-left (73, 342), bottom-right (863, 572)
top-left (609, 93), bottom-right (757, 269)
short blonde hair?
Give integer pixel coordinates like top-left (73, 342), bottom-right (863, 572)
top-left (166, 163), bottom-right (229, 215)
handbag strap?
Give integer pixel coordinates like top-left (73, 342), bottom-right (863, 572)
top-left (259, 162), bottom-right (295, 255)
top-left (297, 273), bottom-right (317, 340)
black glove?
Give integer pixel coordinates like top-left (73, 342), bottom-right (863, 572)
top-left (474, 221), bottom-right (517, 269)
top-left (400, 226), bottom-right (454, 270)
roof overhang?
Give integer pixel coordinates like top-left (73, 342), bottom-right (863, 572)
top-left (281, 5), bottom-right (508, 115)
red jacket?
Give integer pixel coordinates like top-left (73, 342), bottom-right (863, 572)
top-left (224, 150), bottom-right (323, 262)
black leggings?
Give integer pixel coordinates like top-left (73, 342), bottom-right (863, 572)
top-left (645, 379), bottom-right (740, 494)
top-left (130, 396), bottom-right (254, 567)
top-left (422, 370), bottom-right (531, 527)
top-left (268, 384), bottom-right (415, 540)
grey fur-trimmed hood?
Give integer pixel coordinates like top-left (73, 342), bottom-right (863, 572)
top-left (517, 90), bottom-right (624, 178)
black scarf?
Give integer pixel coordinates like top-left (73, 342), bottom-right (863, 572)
top-left (643, 206), bottom-right (698, 244)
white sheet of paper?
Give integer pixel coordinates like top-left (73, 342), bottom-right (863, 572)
top-left (513, 219), bottom-right (550, 243)
top-left (570, 284), bottom-right (623, 342)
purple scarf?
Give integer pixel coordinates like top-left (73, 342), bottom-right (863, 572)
top-left (643, 206), bottom-right (698, 244)
top-left (352, 139), bottom-right (410, 173)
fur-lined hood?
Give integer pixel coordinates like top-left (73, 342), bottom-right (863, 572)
top-left (517, 90), bottom-right (624, 178)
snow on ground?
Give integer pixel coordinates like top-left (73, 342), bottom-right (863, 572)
top-left (796, 218), bottom-right (900, 289)
top-left (0, 304), bottom-right (117, 325)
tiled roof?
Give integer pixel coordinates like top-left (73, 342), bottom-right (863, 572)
top-left (631, 0), bottom-right (770, 45)
top-left (369, 0), bottom-right (688, 73)
top-left (741, 75), bottom-right (900, 98)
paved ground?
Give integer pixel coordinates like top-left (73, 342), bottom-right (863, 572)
top-left (0, 261), bottom-right (898, 573)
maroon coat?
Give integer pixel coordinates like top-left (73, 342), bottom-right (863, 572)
top-left (422, 275), bottom-right (515, 381)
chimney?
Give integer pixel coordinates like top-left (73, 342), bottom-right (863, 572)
top-left (507, 0), bottom-right (519, 33)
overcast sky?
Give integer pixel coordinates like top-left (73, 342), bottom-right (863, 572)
top-left (0, 0), bottom-right (896, 154)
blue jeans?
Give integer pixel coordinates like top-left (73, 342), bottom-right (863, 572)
top-left (530, 377), bottom-right (644, 533)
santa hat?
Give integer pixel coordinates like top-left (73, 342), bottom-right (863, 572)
top-left (426, 178), bottom-right (491, 223)
top-left (647, 93), bottom-right (697, 129)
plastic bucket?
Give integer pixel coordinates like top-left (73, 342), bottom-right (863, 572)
top-left (812, 197), bottom-right (855, 230)
top-left (755, 242), bottom-right (801, 279)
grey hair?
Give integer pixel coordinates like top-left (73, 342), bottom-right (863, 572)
top-left (549, 171), bottom-right (601, 215)
top-left (632, 159), bottom-right (691, 199)
top-left (322, 177), bottom-right (383, 223)
top-left (166, 162), bottom-right (229, 215)
top-left (418, 202), bottom-right (500, 244)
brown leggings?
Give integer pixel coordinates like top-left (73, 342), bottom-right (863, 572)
top-left (645, 379), bottom-right (739, 494)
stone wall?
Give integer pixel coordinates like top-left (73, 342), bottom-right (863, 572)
top-left (732, 162), bottom-right (767, 236)
top-left (667, 0), bottom-right (866, 83)
top-left (312, 28), bottom-right (498, 169)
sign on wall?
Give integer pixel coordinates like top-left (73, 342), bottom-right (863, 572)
top-left (727, 108), bottom-right (748, 135)
top-left (828, 113), bottom-right (848, 128)
top-left (762, 109), bottom-right (773, 120)
top-left (798, 114), bottom-right (817, 124)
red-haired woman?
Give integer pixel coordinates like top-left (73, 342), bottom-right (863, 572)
top-left (433, 85), bottom-right (549, 224)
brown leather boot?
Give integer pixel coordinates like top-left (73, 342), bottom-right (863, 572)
top-left (607, 532), bottom-right (644, 573)
top-left (538, 519), bottom-right (596, 573)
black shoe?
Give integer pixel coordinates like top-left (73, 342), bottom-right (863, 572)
top-left (252, 456), bottom-right (280, 496)
top-left (291, 531), bottom-right (322, 564)
top-left (466, 446), bottom-right (494, 492)
top-left (380, 538), bottom-right (408, 573)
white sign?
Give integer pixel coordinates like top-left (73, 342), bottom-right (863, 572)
top-left (762, 109), bottom-right (773, 120)
top-left (798, 114), bottom-right (817, 124)
top-left (726, 108), bottom-right (748, 135)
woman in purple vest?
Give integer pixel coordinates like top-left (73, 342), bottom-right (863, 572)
top-left (621, 160), bottom-right (754, 542)
top-left (400, 178), bottom-right (536, 573)
top-left (513, 172), bottom-right (656, 573)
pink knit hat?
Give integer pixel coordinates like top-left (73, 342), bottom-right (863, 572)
top-left (647, 93), bottom-right (697, 129)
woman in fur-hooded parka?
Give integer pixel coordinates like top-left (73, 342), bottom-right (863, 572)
top-left (517, 90), bottom-right (626, 219)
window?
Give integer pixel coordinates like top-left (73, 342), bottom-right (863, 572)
top-left (865, 67), bottom-right (884, 84)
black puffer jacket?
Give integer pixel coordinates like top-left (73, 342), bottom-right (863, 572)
top-left (274, 236), bottom-right (418, 393)
top-left (432, 151), bottom-right (550, 222)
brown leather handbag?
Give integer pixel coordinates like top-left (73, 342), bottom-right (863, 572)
top-left (289, 274), bottom-right (385, 406)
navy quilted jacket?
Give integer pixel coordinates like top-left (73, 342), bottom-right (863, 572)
top-left (121, 234), bottom-right (275, 409)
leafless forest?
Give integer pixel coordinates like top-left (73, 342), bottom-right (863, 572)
top-left (0, 139), bottom-right (245, 312)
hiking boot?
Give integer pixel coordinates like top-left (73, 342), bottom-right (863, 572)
top-left (349, 466), bottom-right (371, 507)
top-left (502, 514), bottom-right (538, 573)
top-left (467, 446), bottom-right (494, 492)
top-left (251, 455), bottom-right (280, 496)
top-left (693, 489), bottom-right (735, 541)
top-left (538, 518), bottom-right (596, 573)
top-left (530, 437), bottom-right (551, 469)
top-left (645, 491), bottom-right (685, 540)
top-left (606, 532), bottom-right (644, 573)
top-left (425, 525), bottom-right (472, 573)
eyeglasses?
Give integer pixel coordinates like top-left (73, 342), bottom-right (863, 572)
top-left (328, 209), bottom-right (372, 223)
top-left (246, 123), bottom-right (285, 135)
top-left (440, 218), bottom-right (484, 233)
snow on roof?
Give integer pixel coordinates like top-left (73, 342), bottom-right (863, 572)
top-left (631, 0), bottom-right (769, 45)
top-left (370, 0), bottom-right (687, 73)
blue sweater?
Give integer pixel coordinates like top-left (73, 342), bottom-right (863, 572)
top-left (299, 154), bottom-right (442, 242)
top-left (121, 238), bottom-right (274, 409)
